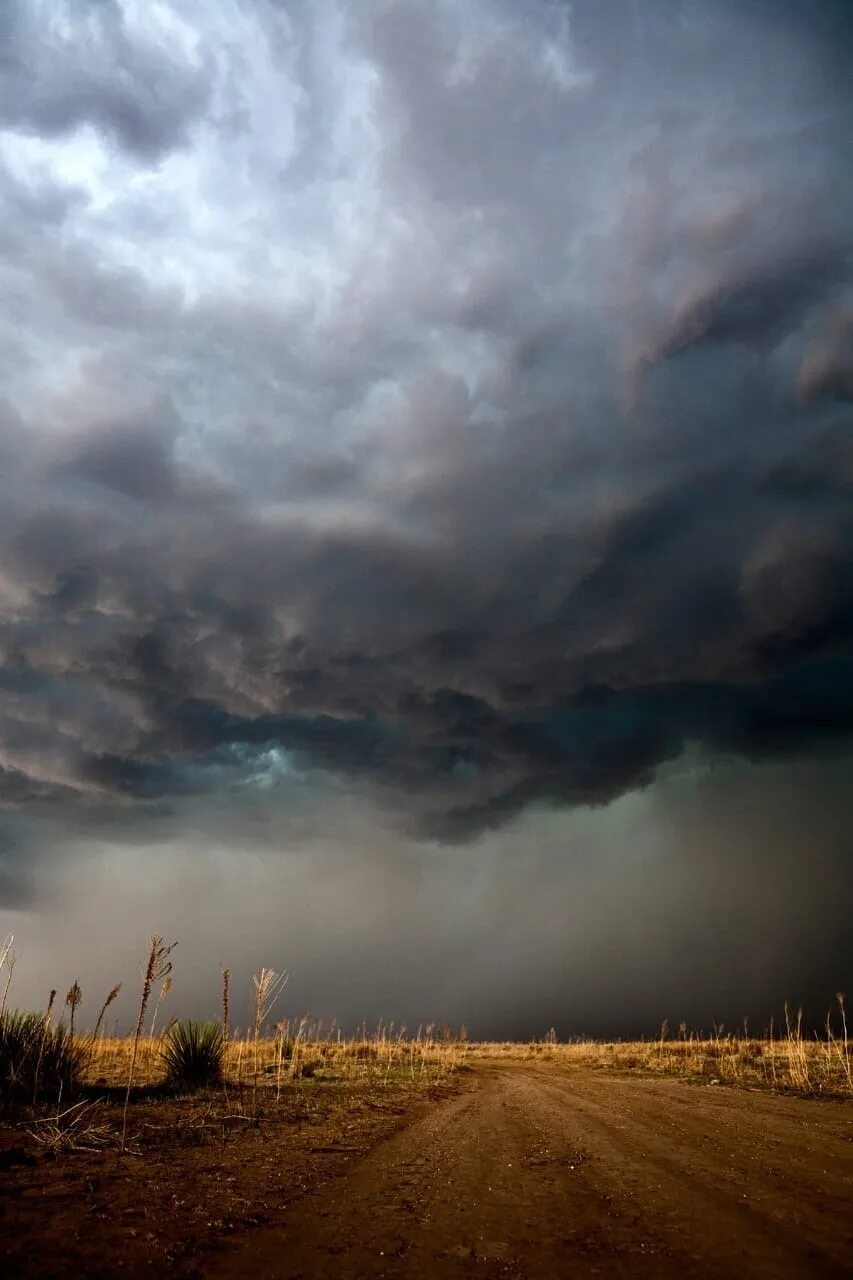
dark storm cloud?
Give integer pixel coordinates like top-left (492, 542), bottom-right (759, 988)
top-left (798, 313), bottom-right (853, 405)
top-left (0, 0), bottom-right (852, 880)
top-left (4, 752), bottom-right (851, 1037)
top-left (0, 0), bottom-right (209, 160)
top-left (643, 237), bottom-right (846, 366)
top-left (60, 409), bottom-right (180, 504)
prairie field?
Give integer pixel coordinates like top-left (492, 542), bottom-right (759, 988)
top-left (2, 947), bottom-right (852, 1279)
top-left (80, 1016), bottom-right (852, 1096)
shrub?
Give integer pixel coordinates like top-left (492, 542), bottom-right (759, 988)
top-left (162, 1019), bottom-right (225, 1090)
top-left (0, 1010), bottom-right (86, 1103)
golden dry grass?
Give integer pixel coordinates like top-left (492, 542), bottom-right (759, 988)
top-left (81, 1011), bottom-right (853, 1097)
top-left (85, 1026), bottom-right (469, 1090)
top-left (465, 1009), bottom-right (853, 1096)
top-left (4, 933), bottom-right (849, 1101)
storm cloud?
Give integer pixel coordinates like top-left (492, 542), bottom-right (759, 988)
top-left (0, 1), bottom-right (851, 1030)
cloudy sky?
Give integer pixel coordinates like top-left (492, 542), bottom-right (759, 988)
top-left (1, 0), bottom-right (851, 1037)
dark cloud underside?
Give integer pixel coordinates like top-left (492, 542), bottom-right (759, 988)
top-left (0, 0), bottom-right (851, 1026)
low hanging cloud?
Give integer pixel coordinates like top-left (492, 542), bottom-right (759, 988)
top-left (5, 751), bottom-right (852, 1037)
top-left (0, 0), bottom-right (852, 922)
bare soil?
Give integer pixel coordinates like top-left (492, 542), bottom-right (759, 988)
top-left (3, 1063), bottom-right (852, 1278)
top-left (0, 1079), bottom-right (455, 1278)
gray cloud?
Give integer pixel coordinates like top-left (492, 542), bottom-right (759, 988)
top-left (0, 0), bottom-right (210, 160)
top-left (0, 0), bottom-right (851, 1027)
top-left (2, 752), bottom-right (851, 1037)
top-left (798, 311), bottom-right (853, 404)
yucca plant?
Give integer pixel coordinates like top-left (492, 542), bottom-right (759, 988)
top-left (0, 1010), bottom-right (86, 1104)
top-left (162, 1019), bottom-right (225, 1091)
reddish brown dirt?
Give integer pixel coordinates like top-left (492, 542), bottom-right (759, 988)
top-left (0, 1080), bottom-right (455, 1278)
top-left (212, 1064), bottom-right (853, 1280)
top-left (3, 1064), bottom-right (852, 1278)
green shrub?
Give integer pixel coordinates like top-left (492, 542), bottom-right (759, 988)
top-left (0, 1010), bottom-right (86, 1103)
top-left (162, 1019), bottom-right (225, 1090)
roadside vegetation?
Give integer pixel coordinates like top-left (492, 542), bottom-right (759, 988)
top-left (0, 928), bottom-right (850, 1279)
top-left (0, 932), bottom-right (467, 1158)
top-left (0, 930), bottom-right (850, 1146)
top-left (467, 999), bottom-right (852, 1095)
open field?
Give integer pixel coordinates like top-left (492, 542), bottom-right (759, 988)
top-left (80, 997), bottom-right (853, 1098)
top-left (85, 1026), bottom-right (469, 1090)
top-left (2, 1056), bottom-right (852, 1278)
top-left (2, 937), bottom-right (851, 1276)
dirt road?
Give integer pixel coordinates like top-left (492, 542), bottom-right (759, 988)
top-left (214, 1063), bottom-right (853, 1279)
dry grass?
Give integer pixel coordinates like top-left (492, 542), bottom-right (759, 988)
top-left (3, 933), bottom-right (850, 1106)
top-left (80, 1004), bottom-right (853, 1098)
top-left (85, 1021), bottom-right (469, 1090)
top-left (28, 1097), bottom-right (114, 1153)
top-left (465, 999), bottom-right (853, 1097)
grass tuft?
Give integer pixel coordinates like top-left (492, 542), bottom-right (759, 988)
top-left (162, 1019), bottom-right (225, 1091)
top-left (0, 1009), bottom-right (86, 1104)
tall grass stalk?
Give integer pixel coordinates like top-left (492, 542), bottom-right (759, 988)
top-left (121, 936), bottom-right (176, 1152)
top-left (221, 967), bottom-right (230, 1045)
top-left (0, 934), bottom-right (15, 1019)
top-left (148, 976), bottom-right (172, 1041)
top-left (251, 968), bottom-right (288, 1113)
top-left (92, 984), bottom-right (122, 1041)
top-left (65, 982), bottom-right (82, 1042)
top-left (32, 989), bottom-right (57, 1108)
top-left (832, 993), bottom-right (851, 1089)
top-left (275, 1021), bottom-right (285, 1102)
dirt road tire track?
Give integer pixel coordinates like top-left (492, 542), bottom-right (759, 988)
top-left (213, 1063), bottom-right (853, 1279)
